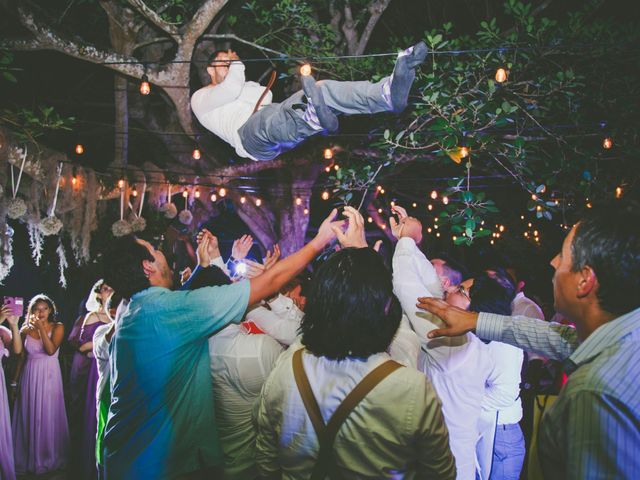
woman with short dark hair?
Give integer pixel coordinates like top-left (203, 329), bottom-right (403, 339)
top-left (256, 247), bottom-right (456, 479)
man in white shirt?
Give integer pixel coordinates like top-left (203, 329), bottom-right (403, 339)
top-left (191, 42), bottom-right (427, 161)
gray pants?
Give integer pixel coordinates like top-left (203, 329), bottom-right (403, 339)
top-left (238, 77), bottom-right (391, 161)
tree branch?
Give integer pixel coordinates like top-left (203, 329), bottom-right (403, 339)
top-left (201, 34), bottom-right (287, 56)
top-left (180, 0), bottom-right (229, 57)
top-left (356, 0), bottom-right (393, 55)
top-left (125, 0), bottom-right (180, 39)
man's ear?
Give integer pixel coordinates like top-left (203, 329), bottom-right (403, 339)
top-left (206, 66), bottom-right (216, 77)
top-left (517, 280), bottom-right (526, 293)
top-left (576, 265), bottom-right (597, 299)
top-left (142, 259), bottom-right (156, 278)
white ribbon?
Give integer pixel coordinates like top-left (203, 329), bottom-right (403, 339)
top-left (167, 183), bottom-right (172, 203)
top-left (138, 177), bottom-right (147, 217)
top-left (49, 163), bottom-right (63, 216)
top-left (120, 181), bottom-right (126, 220)
top-left (10, 146), bottom-right (28, 199)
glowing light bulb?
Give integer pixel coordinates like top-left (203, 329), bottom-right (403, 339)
top-left (240, 196), bottom-right (246, 204)
top-left (412, 202), bottom-right (417, 208)
top-left (615, 186), bottom-right (623, 198)
top-left (499, 225), bottom-right (505, 232)
top-left (520, 215), bottom-right (525, 220)
top-left (75, 144), bottom-right (84, 155)
top-left (427, 204), bottom-right (433, 211)
top-left (534, 230), bottom-right (539, 237)
top-left (377, 208), bottom-right (383, 213)
top-left (490, 239), bottom-right (495, 245)
top-left (303, 208), bottom-right (309, 215)
top-left (524, 232), bottom-right (529, 238)
top-left (436, 232), bottom-right (441, 237)
top-left (210, 193), bottom-right (217, 202)
top-left (367, 217), bottom-right (373, 223)
top-left (427, 227), bottom-right (432, 233)
top-left (219, 187), bottom-right (227, 197)
top-left (434, 224), bottom-right (438, 229)
top-left (528, 222), bottom-right (532, 227)
top-left (323, 148), bottom-right (333, 160)
top-left (380, 188), bottom-right (385, 195)
top-left (255, 198), bottom-right (262, 206)
top-left (334, 164), bottom-right (340, 171)
top-left (586, 201), bottom-right (593, 209)
top-left (377, 185), bottom-right (383, 192)
top-left (300, 64), bottom-right (312, 76)
top-left (140, 75), bottom-right (151, 95)
top-left (390, 201), bottom-right (395, 207)
top-left (182, 190), bottom-right (188, 198)
top-left (295, 197), bottom-right (302, 206)
top-left (430, 190), bottom-right (438, 199)
top-left (453, 236), bottom-right (457, 241)
top-left (460, 146), bottom-right (469, 158)
top-left (325, 166), bottom-right (331, 172)
top-left (381, 224), bottom-right (387, 230)
top-left (118, 179), bottom-right (125, 189)
top-left (531, 194), bottom-right (537, 200)
top-left (192, 148), bottom-right (201, 160)
top-left (71, 175), bottom-right (78, 187)
top-left (132, 186), bottom-right (138, 197)
top-left (554, 199), bottom-right (559, 205)
top-left (495, 68), bottom-right (507, 83)
top-left (536, 205), bottom-right (542, 212)
top-left (602, 137), bottom-right (613, 149)
top-left (194, 188), bottom-right (200, 198)
top-left (442, 196), bottom-right (449, 205)
top-left (321, 191), bottom-right (329, 200)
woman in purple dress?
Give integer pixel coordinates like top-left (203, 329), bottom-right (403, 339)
top-left (11, 294), bottom-right (69, 475)
top-left (72, 280), bottom-right (113, 479)
top-left (0, 305), bottom-right (22, 480)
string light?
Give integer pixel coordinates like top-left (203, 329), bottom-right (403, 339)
top-left (333, 164), bottom-right (340, 171)
top-left (377, 208), bottom-right (383, 213)
top-left (602, 137), bottom-right (613, 149)
top-left (321, 191), bottom-right (330, 200)
top-left (140, 74), bottom-right (151, 95)
top-left (586, 201), bottom-right (593, 209)
top-left (442, 196), bottom-right (449, 205)
top-left (427, 204), bottom-right (433, 211)
top-left (520, 215), bottom-right (525, 220)
top-left (534, 230), bottom-right (539, 237)
top-left (182, 190), bottom-right (188, 198)
top-left (75, 144), bottom-right (84, 155)
top-left (430, 190), bottom-right (438, 199)
top-left (255, 198), bottom-right (262, 206)
top-left (210, 193), bottom-right (217, 202)
top-left (531, 194), bottom-right (537, 200)
top-left (367, 217), bottom-right (373, 223)
top-left (453, 235), bottom-right (457, 241)
top-left (499, 225), bottom-right (505, 232)
top-left (132, 185), bottom-right (138, 197)
top-left (380, 188), bottom-right (385, 194)
top-left (390, 201), bottom-right (395, 207)
top-left (304, 208), bottom-right (309, 215)
top-left (323, 148), bottom-right (333, 160)
top-left (412, 202), bottom-right (417, 208)
top-left (381, 224), bottom-right (387, 230)
top-left (490, 239), bottom-right (495, 245)
top-left (524, 232), bottom-right (529, 238)
top-left (460, 146), bottom-right (470, 158)
top-left (536, 205), bottom-right (542, 212)
top-left (434, 224), bottom-right (438, 229)
top-left (192, 148), bottom-right (201, 160)
top-left (427, 227), bottom-right (432, 233)
top-left (194, 188), bottom-right (200, 198)
top-left (240, 196), bottom-right (246, 204)
top-left (71, 167), bottom-right (78, 187)
top-left (495, 68), bottom-right (508, 83)
top-left (376, 185), bottom-right (383, 191)
top-left (295, 197), bottom-right (302, 206)
top-left (325, 166), bottom-right (331, 172)
top-left (118, 179), bottom-right (125, 189)
top-left (300, 64), bottom-right (312, 76)
top-left (615, 186), bottom-right (623, 198)
top-left (219, 187), bottom-right (227, 197)
top-left (436, 232), bottom-right (441, 237)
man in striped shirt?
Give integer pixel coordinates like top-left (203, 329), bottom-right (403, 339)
top-left (417, 201), bottom-right (640, 480)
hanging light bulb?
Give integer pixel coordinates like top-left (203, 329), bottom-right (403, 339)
top-left (219, 187), bottom-right (227, 197)
top-left (452, 235), bottom-right (457, 241)
top-left (436, 232), bottom-right (441, 237)
top-left (442, 196), bottom-right (449, 205)
top-left (430, 190), bottom-right (438, 199)
top-left (377, 185), bottom-right (383, 192)
top-left (520, 215), bottom-right (525, 220)
top-left (602, 137), bottom-right (613, 149)
top-left (295, 197), bottom-right (302, 206)
top-left (499, 225), bottom-right (505, 232)
top-left (255, 198), bottom-right (262, 206)
top-left (334, 164), bottom-right (340, 171)
top-left (210, 193), bottom-right (217, 202)
top-left (377, 208), bottom-right (383, 213)
top-left (192, 148), bottom-right (201, 160)
top-left (303, 208), bottom-right (309, 215)
top-left (490, 239), bottom-right (495, 245)
top-left (194, 188), bottom-right (200, 199)
top-left (240, 196), bottom-right (246, 204)
top-left (75, 144), bottom-right (84, 155)
top-left (71, 167), bottom-right (78, 187)
top-left (323, 148), bottom-right (333, 160)
top-left (390, 201), bottom-right (396, 207)
top-left (140, 74), bottom-right (151, 95)
top-left (531, 194), bottom-right (537, 200)
top-left (586, 201), bottom-right (593, 209)
top-left (412, 202), bottom-right (417, 208)
top-left (380, 188), bottom-right (385, 195)
top-left (534, 230), bottom-right (539, 237)
top-left (321, 191), bottom-right (330, 201)
top-left (130, 185), bottom-right (137, 197)
top-left (381, 224), bottom-right (387, 230)
top-left (460, 146), bottom-right (470, 158)
top-left (615, 186), bottom-right (623, 198)
top-left (118, 178), bottom-right (125, 189)
top-left (427, 227), bottom-right (432, 233)
top-left (495, 68), bottom-right (508, 83)
top-left (325, 166), bottom-right (331, 173)
top-left (182, 189), bottom-right (188, 198)
top-left (367, 217), bottom-right (373, 223)
top-left (427, 204), bottom-right (433, 211)
top-left (300, 63), bottom-right (312, 76)
top-left (524, 232), bottom-right (529, 238)
top-left (536, 205), bottom-right (542, 212)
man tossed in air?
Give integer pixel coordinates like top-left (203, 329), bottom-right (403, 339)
top-left (191, 42), bottom-right (428, 161)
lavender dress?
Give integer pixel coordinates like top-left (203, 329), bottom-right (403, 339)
top-left (0, 327), bottom-right (16, 480)
top-left (12, 331), bottom-right (70, 475)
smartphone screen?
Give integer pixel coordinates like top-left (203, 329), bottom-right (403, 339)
top-left (3, 296), bottom-right (24, 317)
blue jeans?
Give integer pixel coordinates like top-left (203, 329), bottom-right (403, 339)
top-left (490, 423), bottom-right (525, 480)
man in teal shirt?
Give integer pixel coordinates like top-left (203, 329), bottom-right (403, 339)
top-left (102, 211), bottom-right (341, 479)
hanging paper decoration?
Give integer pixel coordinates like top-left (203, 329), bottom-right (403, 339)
top-left (57, 239), bottom-right (68, 288)
top-left (27, 222), bottom-right (44, 266)
top-left (6, 147), bottom-right (28, 219)
top-left (178, 189), bottom-right (193, 225)
top-left (39, 163), bottom-right (64, 236)
top-left (112, 180), bottom-right (132, 237)
top-left (0, 221), bottom-right (14, 285)
top-left (159, 183), bottom-right (178, 219)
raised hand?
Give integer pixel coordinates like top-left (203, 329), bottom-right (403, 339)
top-left (389, 205), bottom-right (423, 244)
top-left (373, 239), bottom-right (383, 252)
top-left (232, 234), bottom-right (253, 260)
top-left (332, 206), bottom-right (367, 248)
top-left (196, 234), bottom-right (212, 267)
top-left (197, 229), bottom-right (221, 263)
top-left (263, 244), bottom-right (281, 270)
top-left (416, 297), bottom-right (479, 338)
top-left (312, 208), bottom-right (345, 248)
top-left (244, 259), bottom-right (266, 279)
top-left (179, 267), bottom-right (193, 285)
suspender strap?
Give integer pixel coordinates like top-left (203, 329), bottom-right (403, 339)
top-left (252, 70), bottom-right (277, 114)
top-left (292, 348), bottom-right (403, 480)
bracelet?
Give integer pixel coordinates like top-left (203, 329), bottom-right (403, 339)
top-left (10, 382), bottom-right (17, 387)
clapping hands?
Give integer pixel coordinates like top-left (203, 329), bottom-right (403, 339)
top-left (196, 229), bottom-right (221, 267)
top-left (232, 234), bottom-right (253, 261)
top-left (244, 244), bottom-right (281, 279)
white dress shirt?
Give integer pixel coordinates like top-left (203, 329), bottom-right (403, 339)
top-left (256, 342), bottom-right (456, 479)
top-left (392, 237), bottom-right (495, 480)
top-left (208, 324), bottom-right (283, 479)
top-left (191, 62), bottom-right (272, 160)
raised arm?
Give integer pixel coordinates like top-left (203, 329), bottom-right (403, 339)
top-left (190, 61), bottom-right (247, 114)
top-left (1, 305), bottom-right (22, 355)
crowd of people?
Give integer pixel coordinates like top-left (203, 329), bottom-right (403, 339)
top-left (0, 200), bottom-right (638, 480)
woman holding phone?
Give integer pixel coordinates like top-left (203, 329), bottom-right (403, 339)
top-left (0, 304), bottom-right (22, 480)
top-left (11, 294), bottom-right (69, 476)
